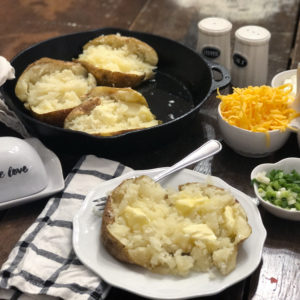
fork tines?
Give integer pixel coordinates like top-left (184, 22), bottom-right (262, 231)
top-left (93, 196), bottom-right (107, 211)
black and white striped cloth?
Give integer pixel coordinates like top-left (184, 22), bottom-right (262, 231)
top-left (0, 155), bottom-right (132, 300)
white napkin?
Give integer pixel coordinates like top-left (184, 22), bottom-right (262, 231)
top-left (0, 56), bottom-right (30, 138)
top-left (0, 56), bottom-right (15, 86)
top-left (0, 96), bottom-right (30, 138)
top-left (0, 155), bottom-right (132, 300)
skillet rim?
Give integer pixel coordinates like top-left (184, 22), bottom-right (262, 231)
top-left (1, 27), bottom-right (229, 141)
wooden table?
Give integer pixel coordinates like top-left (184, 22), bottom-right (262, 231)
top-left (0, 1), bottom-right (300, 299)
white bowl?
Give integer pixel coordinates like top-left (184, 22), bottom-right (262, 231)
top-left (271, 69), bottom-right (300, 151)
top-left (217, 104), bottom-right (291, 157)
top-left (271, 69), bottom-right (297, 94)
top-left (251, 157), bottom-right (300, 221)
top-left (0, 137), bottom-right (48, 202)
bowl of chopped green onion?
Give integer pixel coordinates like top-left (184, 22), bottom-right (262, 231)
top-left (251, 157), bottom-right (300, 221)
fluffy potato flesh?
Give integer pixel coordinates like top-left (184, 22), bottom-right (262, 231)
top-left (102, 176), bottom-right (252, 276)
top-left (26, 69), bottom-right (95, 114)
top-left (15, 58), bottom-right (96, 114)
top-left (79, 44), bottom-right (155, 76)
top-left (64, 87), bottom-right (159, 136)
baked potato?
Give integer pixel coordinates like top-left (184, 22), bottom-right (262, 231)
top-left (15, 57), bottom-right (97, 126)
top-left (76, 34), bottom-right (158, 87)
top-left (101, 176), bottom-right (252, 276)
top-left (64, 86), bottom-right (160, 136)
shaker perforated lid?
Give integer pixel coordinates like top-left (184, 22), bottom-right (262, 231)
top-left (198, 17), bottom-right (232, 36)
top-left (235, 25), bottom-right (271, 45)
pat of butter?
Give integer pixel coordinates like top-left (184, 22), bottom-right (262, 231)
top-left (284, 75), bottom-right (297, 97)
top-left (123, 206), bottom-right (149, 227)
top-left (175, 197), bottom-right (208, 214)
top-left (224, 206), bottom-right (235, 232)
top-left (183, 224), bottom-right (217, 241)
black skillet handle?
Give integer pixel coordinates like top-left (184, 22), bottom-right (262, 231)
top-left (204, 58), bottom-right (231, 93)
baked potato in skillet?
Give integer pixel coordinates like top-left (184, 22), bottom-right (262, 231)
top-left (64, 86), bottom-right (160, 136)
top-left (15, 57), bottom-right (97, 126)
top-left (101, 176), bottom-right (252, 276)
top-left (76, 34), bottom-right (158, 87)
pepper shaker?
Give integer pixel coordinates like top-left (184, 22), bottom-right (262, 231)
top-left (197, 17), bottom-right (232, 71)
top-left (231, 25), bottom-right (271, 87)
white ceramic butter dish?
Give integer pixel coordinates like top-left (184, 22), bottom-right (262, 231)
top-left (0, 137), bottom-right (64, 209)
top-left (1, 137), bottom-right (48, 202)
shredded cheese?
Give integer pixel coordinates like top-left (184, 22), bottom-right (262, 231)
top-left (217, 85), bottom-right (300, 133)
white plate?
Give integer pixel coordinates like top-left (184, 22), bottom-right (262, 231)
top-left (0, 138), bottom-right (64, 210)
top-left (73, 168), bottom-right (266, 300)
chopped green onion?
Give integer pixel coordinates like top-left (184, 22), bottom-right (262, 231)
top-left (253, 169), bottom-right (300, 211)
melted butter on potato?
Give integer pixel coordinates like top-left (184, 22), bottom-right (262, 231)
top-left (183, 224), bottom-right (217, 242)
top-left (122, 206), bottom-right (150, 228)
top-left (175, 195), bottom-right (209, 215)
top-left (103, 176), bottom-right (252, 277)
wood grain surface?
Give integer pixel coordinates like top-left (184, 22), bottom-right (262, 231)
top-left (0, 1), bottom-right (300, 300)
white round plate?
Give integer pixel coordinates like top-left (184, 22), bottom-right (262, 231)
top-left (73, 168), bottom-right (266, 299)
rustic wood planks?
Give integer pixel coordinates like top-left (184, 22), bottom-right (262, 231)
top-left (0, 1), bottom-right (300, 299)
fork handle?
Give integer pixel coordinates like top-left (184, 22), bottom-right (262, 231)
top-left (152, 140), bottom-right (222, 182)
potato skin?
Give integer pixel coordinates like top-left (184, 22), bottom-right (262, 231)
top-left (65, 97), bottom-right (101, 120)
top-left (87, 86), bottom-right (148, 105)
top-left (77, 60), bottom-right (145, 88)
top-left (31, 107), bottom-right (74, 127)
top-left (101, 194), bottom-right (135, 265)
top-left (77, 34), bottom-right (158, 87)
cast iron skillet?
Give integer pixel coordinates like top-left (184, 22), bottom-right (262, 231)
top-left (1, 28), bottom-right (230, 154)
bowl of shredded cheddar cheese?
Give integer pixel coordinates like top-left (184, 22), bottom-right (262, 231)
top-left (217, 85), bottom-right (300, 157)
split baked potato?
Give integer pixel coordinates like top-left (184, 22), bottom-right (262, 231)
top-left (76, 34), bottom-right (158, 87)
top-left (101, 176), bottom-right (252, 276)
top-left (64, 86), bottom-right (160, 136)
top-left (15, 57), bottom-right (97, 126)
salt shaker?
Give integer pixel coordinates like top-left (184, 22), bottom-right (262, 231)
top-left (231, 25), bottom-right (271, 87)
top-left (197, 17), bottom-right (232, 71)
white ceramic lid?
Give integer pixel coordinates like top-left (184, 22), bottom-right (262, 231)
top-left (0, 137), bottom-right (48, 202)
top-left (235, 25), bottom-right (271, 45)
top-left (198, 17), bottom-right (232, 35)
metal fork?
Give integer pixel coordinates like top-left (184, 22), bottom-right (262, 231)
top-left (93, 139), bottom-right (222, 212)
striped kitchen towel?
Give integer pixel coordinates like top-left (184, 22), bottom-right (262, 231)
top-left (0, 155), bottom-right (132, 300)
